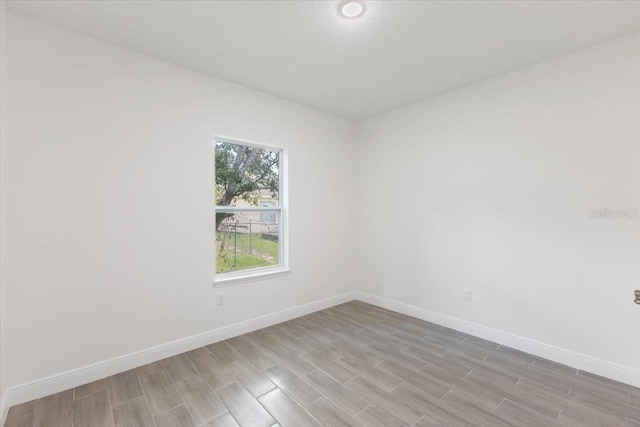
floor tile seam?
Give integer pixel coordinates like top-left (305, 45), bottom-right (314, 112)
top-left (258, 387), bottom-right (324, 427)
top-left (186, 353), bottom-right (209, 377)
top-left (351, 403), bottom-right (372, 418)
top-left (211, 385), bottom-right (243, 427)
top-left (102, 376), bottom-right (116, 427)
top-left (254, 383), bottom-right (280, 400)
top-left (499, 394), bottom-right (562, 425)
top-left (627, 416), bottom-right (640, 425)
top-left (139, 391), bottom-right (158, 427)
top-left (196, 411), bottom-right (231, 427)
top-left (137, 363), bottom-right (168, 382)
top-left (554, 404), bottom-right (564, 421)
top-left (153, 401), bottom-right (189, 419)
top-left (411, 413), bottom-right (426, 426)
top-left (71, 383), bottom-right (75, 427)
top-left (109, 393), bottom-right (147, 410)
top-left (341, 374), bottom-right (362, 387)
top-left (386, 381), bottom-right (404, 395)
top-left (563, 387), bottom-right (640, 423)
top-left (559, 390), bottom-right (624, 421)
top-left (438, 388), bottom-right (453, 402)
top-left (305, 394), bottom-right (324, 408)
top-left (132, 366), bottom-right (159, 427)
top-left (305, 370), bottom-right (377, 415)
top-left (166, 368), bottom-right (201, 386)
top-left (74, 386), bottom-right (107, 402)
top-left (572, 387), bottom-right (640, 412)
top-left (136, 363), bottom-right (188, 415)
top-left (5, 406), bottom-right (36, 422)
top-left (299, 370), bottom-right (338, 402)
top-left (182, 402), bottom-right (206, 427)
top-left (572, 382), bottom-right (640, 407)
top-left (495, 397), bottom-right (507, 410)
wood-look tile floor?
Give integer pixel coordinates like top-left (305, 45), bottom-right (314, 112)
top-left (5, 301), bottom-right (640, 426)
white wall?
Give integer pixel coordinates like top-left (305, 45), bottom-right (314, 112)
top-left (1, 13), bottom-right (356, 391)
top-left (356, 33), bottom-right (640, 373)
top-left (3, 7), bottom-right (640, 403)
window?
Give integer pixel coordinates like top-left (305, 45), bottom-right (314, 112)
top-left (214, 137), bottom-right (288, 284)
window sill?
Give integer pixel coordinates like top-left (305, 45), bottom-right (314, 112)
top-left (213, 267), bottom-right (291, 287)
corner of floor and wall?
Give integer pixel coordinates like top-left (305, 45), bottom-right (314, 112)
top-left (0, 8), bottom-right (639, 424)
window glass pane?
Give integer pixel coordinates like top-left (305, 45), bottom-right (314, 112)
top-left (216, 211), bottom-right (280, 274)
top-left (215, 141), bottom-right (279, 207)
top-left (260, 201), bottom-right (276, 222)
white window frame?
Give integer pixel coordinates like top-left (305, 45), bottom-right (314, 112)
top-left (213, 136), bottom-right (289, 286)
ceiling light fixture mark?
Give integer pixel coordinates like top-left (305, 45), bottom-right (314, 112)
top-left (339, 1), bottom-right (366, 19)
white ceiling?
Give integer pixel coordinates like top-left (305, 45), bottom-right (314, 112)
top-left (7, 0), bottom-right (640, 120)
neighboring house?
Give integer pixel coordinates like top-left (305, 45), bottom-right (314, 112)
top-left (219, 190), bottom-right (279, 238)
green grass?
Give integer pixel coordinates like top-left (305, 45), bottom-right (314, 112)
top-left (216, 232), bottom-right (279, 273)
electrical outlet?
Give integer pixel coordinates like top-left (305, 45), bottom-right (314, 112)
top-left (217, 292), bottom-right (224, 305)
top-left (464, 289), bottom-right (472, 301)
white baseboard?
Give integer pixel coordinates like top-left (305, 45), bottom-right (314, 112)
top-left (354, 291), bottom-right (640, 389)
top-left (0, 291), bottom-right (357, 422)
